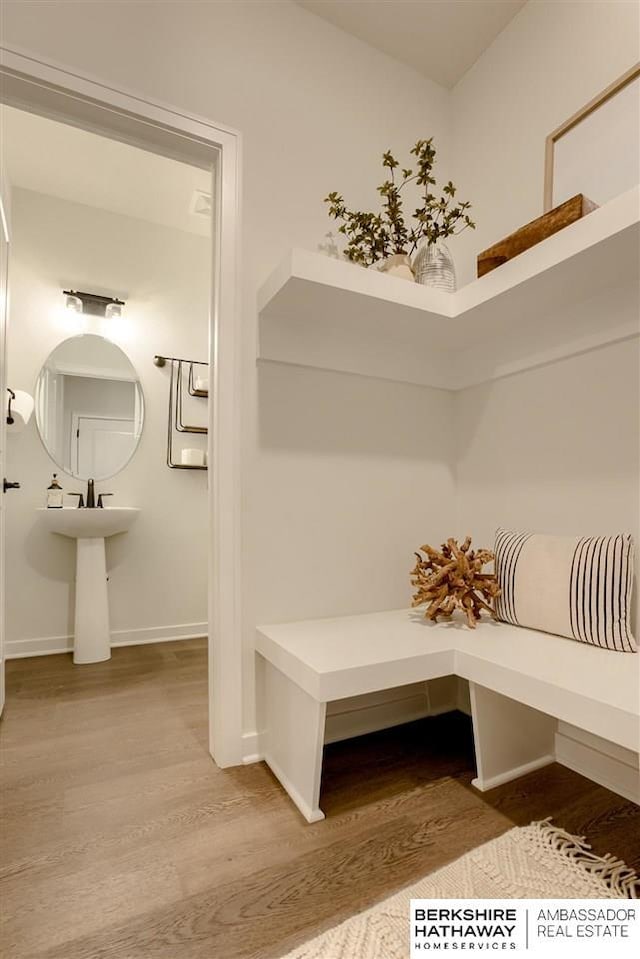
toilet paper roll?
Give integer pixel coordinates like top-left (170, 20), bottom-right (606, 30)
top-left (7, 389), bottom-right (35, 432)
top-left (194, 375), bottom-right (209, 393)
top-left (181, 448), bottom-right (206, 467)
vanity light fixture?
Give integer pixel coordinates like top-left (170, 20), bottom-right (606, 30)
top-left (104, 301), bottom-right (122, 320)
top-left (65, 292), bottom-right (83, 314)
top-left (63, 289), bottom-right (125, 318)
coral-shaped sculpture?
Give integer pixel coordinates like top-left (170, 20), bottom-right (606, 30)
top-left (411, 536), bottom-right (501, 629)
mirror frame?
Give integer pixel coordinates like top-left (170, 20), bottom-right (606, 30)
top-left (34, 333), bottom-right (145, 481)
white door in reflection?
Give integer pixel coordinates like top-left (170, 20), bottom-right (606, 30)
top-left (74, 415), bottom-right (136, 478)
top-left (35, 334), bottom-right (144, 481)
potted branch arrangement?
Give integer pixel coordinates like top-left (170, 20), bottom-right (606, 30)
top-left (325, 138), bottom-right (475, 291)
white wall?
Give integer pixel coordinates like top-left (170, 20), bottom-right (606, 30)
top-left (3, 1), bottom-right (638, 766)
top-left (451, 0), bottom-right (640, 794)
top-left (254, 362), bottom-right (455, 625)
top-left (451, 0), bottom-right (640, 285)
top-left (0, 0), bottom-right (454, 732)
top-left (451, 0), bottom-right (640, 613)
top-left (455, 340), bottom-right (640, 624)
top-left (6, 187), bottom-right (210, 654)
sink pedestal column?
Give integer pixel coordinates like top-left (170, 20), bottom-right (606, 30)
top-left (74, 537), bottom-right (111, 664)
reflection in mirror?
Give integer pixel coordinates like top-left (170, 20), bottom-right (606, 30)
top-left (35, 334), bottom-right (144, 481)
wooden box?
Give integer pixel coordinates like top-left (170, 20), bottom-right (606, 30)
top-left (477, 194), bottom-right (598, 278)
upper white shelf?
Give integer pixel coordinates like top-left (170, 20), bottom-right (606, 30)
top-left (258, 187), bottom-right (640, 390)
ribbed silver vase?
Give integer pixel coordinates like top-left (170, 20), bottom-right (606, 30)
top-left (413, 239), bottom-right (456, 292)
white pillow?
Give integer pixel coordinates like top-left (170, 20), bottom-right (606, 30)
top-left (494, 529), bottom-right (636, 652)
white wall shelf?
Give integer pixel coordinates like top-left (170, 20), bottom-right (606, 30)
top-left (258, 187), bottom-right (640, 390)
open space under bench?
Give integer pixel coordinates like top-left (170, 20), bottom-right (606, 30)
top-left (256, 609), bottom-right (639, 822)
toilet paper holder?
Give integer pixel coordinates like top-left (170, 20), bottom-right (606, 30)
top-left (6, 388), bottom-right (16, 424)
top-left (6, 388), bottom-right (35, 430)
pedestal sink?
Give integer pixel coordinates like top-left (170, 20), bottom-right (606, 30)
top-left (38, 507), bottom-right (140, 664)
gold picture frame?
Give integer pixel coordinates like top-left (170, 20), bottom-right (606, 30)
top-left (544, 62), bottom-right (640, 211)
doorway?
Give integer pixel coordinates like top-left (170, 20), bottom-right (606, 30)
top-left (0, 49), bottom-right (243, 766)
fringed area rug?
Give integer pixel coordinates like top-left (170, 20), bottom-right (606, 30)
top-left (281, 820), bottom-right (639, 959)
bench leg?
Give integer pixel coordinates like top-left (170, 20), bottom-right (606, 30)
top-left (261, 658), bottom-right (326, 823)
top-left (469, 682), bottom-right (556, 791)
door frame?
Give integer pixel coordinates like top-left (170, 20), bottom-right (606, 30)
top-left (71, 412), bottom-right (135, 478)
top-left (0, 169), bottom-right (10, 716)
top-left (0, 45), bottom-right (244, 767)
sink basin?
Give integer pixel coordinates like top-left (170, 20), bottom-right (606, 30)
top-left (38, 506), bottom-right (140, 665)
top-left (38, 506), bottom-right (139, 539)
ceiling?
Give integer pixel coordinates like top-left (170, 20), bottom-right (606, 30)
top-left (1, 106), bottom-right (212, 237)
top-left (295, 0), bottom-right (527, 88)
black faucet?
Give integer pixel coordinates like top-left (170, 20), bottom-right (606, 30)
top-left (69, 479), bottom-right (113, 507)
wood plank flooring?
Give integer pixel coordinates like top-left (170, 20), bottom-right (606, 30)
top-left (1, 639), bottom-right (638, 959)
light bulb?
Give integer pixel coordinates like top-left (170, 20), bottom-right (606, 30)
top-left (105, 301), bottom-right (122, 320)
top-left (65, 293), bottom-right (83, 314)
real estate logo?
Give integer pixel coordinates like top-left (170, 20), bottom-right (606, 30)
top-left (410, 899), bottom-right (639, 956)
top-left (411, 903), bottom-right (523, 952)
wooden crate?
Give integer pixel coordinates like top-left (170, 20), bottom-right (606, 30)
top-left (477, 194), bottom-right (598, 278)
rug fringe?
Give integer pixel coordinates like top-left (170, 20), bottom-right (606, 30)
top-left (532, 818), bottom-right (639, 899)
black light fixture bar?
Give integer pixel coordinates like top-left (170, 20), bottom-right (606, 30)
top-left (64, 289), bottom-right (125, 317)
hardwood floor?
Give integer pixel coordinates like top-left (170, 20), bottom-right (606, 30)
top-left (1, 639), bottom-right (638, 959)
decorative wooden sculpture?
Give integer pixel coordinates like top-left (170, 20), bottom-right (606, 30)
top-left (411, 536), bottom-right (501, 629)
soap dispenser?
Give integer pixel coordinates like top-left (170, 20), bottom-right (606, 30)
top-left (46, 473), bottom-right (64, 509)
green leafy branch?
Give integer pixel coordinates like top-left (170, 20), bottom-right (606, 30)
top-left (325, 138), bottom-right (475, 267)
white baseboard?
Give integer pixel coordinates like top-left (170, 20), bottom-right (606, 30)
top-left (472, 754), bottom-right (555, 792)
top-left (6, 622), bottom-right (207, 659)
top-left (324, 677), bottom-right (459, 745)
top-left (325, 692), bottom-right (430, 744)
top-left (263, 752), bottom-right (325, 823)
top-left (242, 731), bottom-right (263, 764)
top-left (244, 680), bottom-right (460, 764)
top-left (463, 689), bottom-right (637, 801)
top-left (555, 722), bottom-right (639, 804)
top-left (246, 681), bottom-right (639, 805)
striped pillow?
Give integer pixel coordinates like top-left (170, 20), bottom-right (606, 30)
top-left (494, 529), bottom-right (636, 652)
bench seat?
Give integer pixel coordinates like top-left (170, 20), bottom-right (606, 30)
top-left (256, 609), bottom-right (639, 822)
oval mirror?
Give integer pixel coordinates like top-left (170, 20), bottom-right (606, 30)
top-left (35, 334), bottom-right (144, 481)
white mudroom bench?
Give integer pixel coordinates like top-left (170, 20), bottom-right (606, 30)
top-left (256, 609), bottom-right (639, 823)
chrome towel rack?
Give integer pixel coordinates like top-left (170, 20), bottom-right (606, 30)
top-left (154, 354), bottom-right (209, 470)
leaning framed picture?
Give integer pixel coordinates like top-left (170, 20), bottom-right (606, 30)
top-left (544, 62), bottom-right (640, 211)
